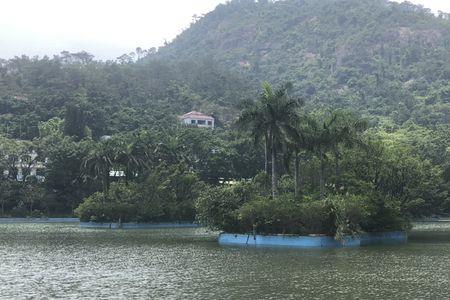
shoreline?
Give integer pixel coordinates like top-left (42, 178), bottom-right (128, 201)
top-left (80, 221), bottom-right (200, 229)
top-left (218, 231), bottom-right (407, 248)
top-left (0, 217), bottom-right (79, 223)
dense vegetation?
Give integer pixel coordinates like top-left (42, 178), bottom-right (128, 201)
top-left (195, 83), bottom-right (445, 237)
top-left (0, 0), bottom-right (449, 234)
top-left (0, 51), bottom-right (251, 140)
top-left (159, 0), bottom-right (450, 127)
top-left (0, 123), bottom-right (262, 217)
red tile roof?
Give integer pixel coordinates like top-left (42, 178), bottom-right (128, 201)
top-left (178, 111), bottom-right (214, 120)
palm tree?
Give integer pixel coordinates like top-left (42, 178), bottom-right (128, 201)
top-left (82, 142), bottom-right (115, 192)
top-left (236, 96), bottom-right (270, 174)
top-left (114, 137), bottom-right (149, 184)
top-left (283, 115), bottom-right (311, 199)
top-left (237, 82), bottom-right (300, 198)
top-left (308, 110), bottom-right (367, 197)
top-left (329, 111), bottom-right (367, 189)
top-left (83, 134), bottom-right (152, 190)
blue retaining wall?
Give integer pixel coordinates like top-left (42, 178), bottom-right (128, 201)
top-left (80, 222), bottom-right (200, 229)
top-left (218, 231), bottom-right (407, 248)
top-left (0, 218), bottom-right (79, 224)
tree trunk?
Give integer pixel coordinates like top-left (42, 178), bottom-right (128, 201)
top-left (319, 150), bottom-right (325, 198)
top-left (271, 132), bottom-right (277, 199)
top-left (104, 173), bottom-right (110, 192)
top-left (264, 133), bottom-right (269, 174)
top-left (125, 168), bottom-right (129, 186)
top-left (334, 151), bottom-right (340, 191)
top-left (294, 153), bottom-right (300, 199)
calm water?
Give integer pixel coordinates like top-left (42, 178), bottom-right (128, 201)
top-left (0, 223), bottom-right (449, 299)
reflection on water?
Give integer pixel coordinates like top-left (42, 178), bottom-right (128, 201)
top-left (0, 222), bottom-right (449, 299)
top-left (409, 221), bottom-right (450, 243)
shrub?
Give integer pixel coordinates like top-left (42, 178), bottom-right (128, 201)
top-left (358, 194), bottom-right (411, 233)
top-left (238, 195), bottom-right (334, 235)
top-left (327, 193), bottom-right (411, 239)
top-left (195, 182), bottom-right (254, 232)
top-left (298, 200), bottom-right (335, 235)
top-left (76, 164), bottom-right (202, 223)
top-left (238, 194), bottom-right (299, 234)
top-left (75, 182), bottom-right (138, 222)
top-left (140, 166), bottom-right (201, 222)
top-left (326, 194), bottom-right (370, 239)
top-left (75, 192), bottom-right (106, 222)
top-left (196, 181), bottom-right (410, 238)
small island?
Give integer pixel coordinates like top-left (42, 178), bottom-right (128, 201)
top-left (71, 83), bottom-right (425, 248)
top-left (194, 83), bottom-right (414, 248)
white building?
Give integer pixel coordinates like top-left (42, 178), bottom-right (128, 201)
top-left (178, 111), bottom-right (215, 129)
top-left (3, 150), bottom-right (46, 182)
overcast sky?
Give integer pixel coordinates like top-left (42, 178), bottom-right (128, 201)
top-left (1, 0), bottom-right (449, 61)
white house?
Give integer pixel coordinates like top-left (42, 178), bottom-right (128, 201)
top-left (2, 150), bottom-right (46, 182)
top-left (178, 111), bottom-right (215, 129)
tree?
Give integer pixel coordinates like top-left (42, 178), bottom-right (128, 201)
top-left (283, 116), bottom-right (311, 198)
top-left (237, 82), bottom-right (300, 198)
top-left (113, 135), bottom-right (149, 184)
top-left (42, 136), bottom-right (93, 213)
top-left (82, 142), bottom-right (115, 192)
top-left (63, 101), bottom-right (88, 141)
top-left (23, 180), bottom-right (45, 215)
top-left (307, 110), bottom-right (367, 198)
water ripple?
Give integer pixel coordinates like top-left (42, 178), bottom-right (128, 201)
top-left (0, 223), bottom-right (449, 299)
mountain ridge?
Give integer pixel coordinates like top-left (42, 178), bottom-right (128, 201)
top-left (156, 0), bottom-right (450, 126)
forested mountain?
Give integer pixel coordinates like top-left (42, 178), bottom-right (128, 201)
top-left (0, 0), bottom-right (449, 217)
top-left (1, 0), bottom-right (450, 140)
top-left (0, 52), bottom-right (251, 140)
top-left (158, 0), bottom-right (450, 127)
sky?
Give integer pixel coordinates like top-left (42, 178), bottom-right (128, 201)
top-left (392, 0), bottom-right (450, 13)
top-left (1, 0), bottom-right (450, 61)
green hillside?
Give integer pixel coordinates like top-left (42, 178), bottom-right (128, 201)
top-left (158, 0), bottom-right (450, 127)
top-left (0, 0), bottom-right (449, 217)
top-left (1, 0), bottom-right (450, 139)
top-left (0, 53), bottom-right (251, 140)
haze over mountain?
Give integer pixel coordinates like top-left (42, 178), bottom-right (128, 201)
top-left (156, 0), bottom-right (450, 127)
top-left (1, 0), bottom-right (450, 60)
top-left (0, 0), bottom-right (226, 60)
top-left (1, 0), bottom-right (450, 142)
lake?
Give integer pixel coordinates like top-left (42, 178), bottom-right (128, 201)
top-left (0, 222), bottom-right (449, 299)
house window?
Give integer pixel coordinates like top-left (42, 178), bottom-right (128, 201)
top-left (207, 121), bottom-right (212, 125)
top-left (197, 120), bottom-right (206, 125)
top-left (191, 120), bottom-right (196, 124)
